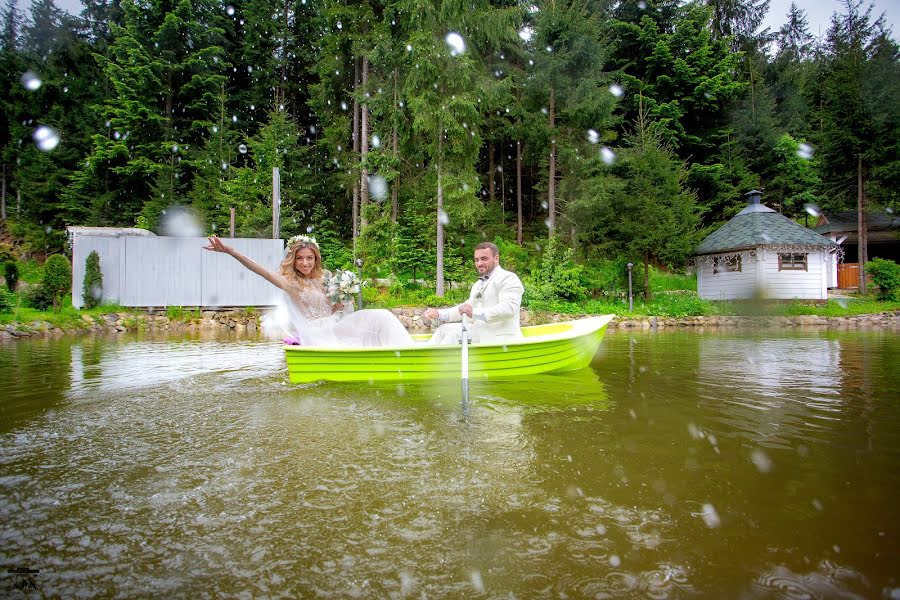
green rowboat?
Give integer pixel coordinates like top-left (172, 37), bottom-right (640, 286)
top-left (284, 315), bottom-right (613, 383)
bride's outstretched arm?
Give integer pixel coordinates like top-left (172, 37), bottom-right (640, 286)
top-left (203, 236), bottom-right (292, 293)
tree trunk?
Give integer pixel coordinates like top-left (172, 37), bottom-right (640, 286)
top-left (548, 87), bottom-right (556, 237)
top-left (360, 56), bottom-right (370, 228)
top-left (351, 58), bottom-right (360, 244)
top-left (857, 156), bottom-right (868, 293)
top-left (436, 133), bottom-right (445, 297)
top-left (643, 249), bottom-right (650, 301)
top-left (488, 141), bottom-right (495, 203)
top-left (1, 164), bottom-right (6, 221)
top-left (391, 68), bottom-right (399, 223)
top-left (516, 140), bottom-right (523, 245)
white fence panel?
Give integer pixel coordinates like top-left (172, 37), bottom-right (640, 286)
top-left (72, 236), bottom-right (284, 308)
top-left (201, 238), bottom-right (285, 307)
top-left (71, 236), bottom-right (127, 308)
top-left (123, 237), bottom-right (204, 306)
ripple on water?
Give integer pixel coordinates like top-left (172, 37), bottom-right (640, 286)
top-left (753, 560), bottom-right (870, 599)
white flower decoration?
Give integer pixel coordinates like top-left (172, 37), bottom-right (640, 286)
top-left (286, 234), bottom-right (319, 250)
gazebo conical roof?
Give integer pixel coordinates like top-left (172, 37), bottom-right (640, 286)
top-left (694, 202), bottom-right (837, 256)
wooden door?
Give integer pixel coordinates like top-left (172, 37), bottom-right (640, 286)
top-left (837, 263), bottom-right (859, 289)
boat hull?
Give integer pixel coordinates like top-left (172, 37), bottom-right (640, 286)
top-left (284, 315), bottom-right (612, 383)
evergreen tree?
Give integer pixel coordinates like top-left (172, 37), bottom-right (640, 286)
top-left (573, 106), bottom-right (701, 295)
top-left (528, 0), bottom-right (615, 237)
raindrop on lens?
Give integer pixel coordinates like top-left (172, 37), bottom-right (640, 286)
top-left (161, 206), bottom-right (204, 237)
top-left (587, 129), bottom-right (600, 144)
top-left (368, 175), bottom-right (388, 201)
top-left (600, 146), bottom-right (616, 165)
top-left (306, 226), bottom-right (313, 233)
top-left (336, 20), bottom-right (342, 29)
top-left (701, 503), bottom-right (720, 528)
top-left (518, 27), bottom-right (533, 42)
top-left (750, 449), bottom-right (773, 473)
top-left (804, 203), bottom-right (821, 218)
top-left (372, 135), bottom-right (380, 148)
top-left (226, 5), bottom-right (234, 15)
top-left (609, 555), bottom-right (621, 567)
top-left (541, 201), bottom-right (548, 209)
top-left (33, 125), bottom-right (60, 151)
top-left (445, 32), bottom-right (465, 56)
top-left (171, 144), bottom-right (179, 153)
top-left (221, 161), bottom-right (228, 170)
top-left (797, 143), bottom-right (814, 160)
top-left (21, 70), bottom-right (41, 90)
top-left (238, 144), bottom-right (248, 154)
top-left (609, 83), bottom-right (624, 98)
top-left (438, 210), bottom-right (450, 225)
top-left (340, 101), bottom-right (348, 111)
top-left (638, 1), bottom-right (647, 8)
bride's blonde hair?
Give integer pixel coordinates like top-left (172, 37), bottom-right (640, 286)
top-left (281, 241), bottom-right (324, 288)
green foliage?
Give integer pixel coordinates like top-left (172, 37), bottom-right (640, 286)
top-left (40, 254), bottom-right (72, 310)
top-left (309, 204), bottom-right (352, 272)
top-left (0, 244), bottom-right (15, 263)
top-left (526, 236), bottom-right (586, 302)
top-left (24, 283), bottom-right (54, 310)
top-left (82, 250), bottom-right (103, 309)
top-left (166, 306), bottom-right (201, 320)
top-left (4, 261), bottom-right (19, 292)
top-left (866, 258), bottom-right (900, 300)
top-left (0, 287), bottom-right (13, 313)
top-left (777, 298), bottom-right (900, 316)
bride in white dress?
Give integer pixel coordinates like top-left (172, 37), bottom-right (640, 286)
top-left (203, 235), bottom-right (413, 347)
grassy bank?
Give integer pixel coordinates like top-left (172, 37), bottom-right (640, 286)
top-left (3, 262), bottom-right (898, 332)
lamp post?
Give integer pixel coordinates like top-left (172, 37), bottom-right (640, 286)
top-left (355, 258), bottom-right (364, 310)
top-left (627, 262), bottom-right (634, 312)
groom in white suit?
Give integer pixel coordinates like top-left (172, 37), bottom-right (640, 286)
top-left (424, 242), bottom-right (524, 345)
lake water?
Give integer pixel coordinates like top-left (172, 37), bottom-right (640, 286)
top-left (1, 330), bottom-right (898, 598)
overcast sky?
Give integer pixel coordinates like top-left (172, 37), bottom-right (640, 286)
top-left (762, 0), bottom-right (896, 39)
top-left (34, 0), bottom-right (900, 42)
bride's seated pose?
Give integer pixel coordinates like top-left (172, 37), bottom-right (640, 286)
top-left (203, 235), bottom-right (413, 347)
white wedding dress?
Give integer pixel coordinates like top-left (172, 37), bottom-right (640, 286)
top-left (280, 281), bottom-right (414, 348)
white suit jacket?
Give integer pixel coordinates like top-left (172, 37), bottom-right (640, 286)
top-left (437, 266), bottom-right (524, 343)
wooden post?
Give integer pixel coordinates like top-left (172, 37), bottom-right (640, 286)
top-left (229, 207), bottom-right (235, 238)
top-left (272, 167), bottom-right (281, 239)
top-left (1, 164), bottom-right (6, 221)
top-left (857, 157), bottom-right (867, 294)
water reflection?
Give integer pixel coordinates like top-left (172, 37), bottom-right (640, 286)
top-left (1, 331), bottom-right (898, 597)
top-left (697, 336), bottom-right (844, 448)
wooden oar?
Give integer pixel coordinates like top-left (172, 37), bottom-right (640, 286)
top-left (461, 314), bottom-right (470, 409)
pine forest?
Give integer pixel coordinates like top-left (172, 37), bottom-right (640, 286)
top-left (1, 0), bottom-right (898, 293)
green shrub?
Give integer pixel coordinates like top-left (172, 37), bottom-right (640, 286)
top-left (525, 236), bottom-right (586, 302)
top-left (24, 283), bottom-right (54, 310)
top-left (42, 254), bottom-right (72, 310)
top-left (4, 261), bottom-right (19, 292)
top-left (866, 258), bottom-right (900, 300)
top-left (82, 251), bottom-right (103, 309)
top-left (0, 288), bottom-right (14, 313)
top-left (0, 243), bottom-right (14, 264)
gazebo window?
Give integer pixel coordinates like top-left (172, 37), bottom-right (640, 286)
top-left (713, 255), bottom-right (741, 274)
top-left (778, 253), bottom-right (808, 271)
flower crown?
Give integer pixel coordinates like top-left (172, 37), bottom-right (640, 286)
top-left (286, 234), bottom-right (319, 251)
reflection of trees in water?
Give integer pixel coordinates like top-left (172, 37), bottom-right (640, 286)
top-left (1, 337), bottom-right (74, 434)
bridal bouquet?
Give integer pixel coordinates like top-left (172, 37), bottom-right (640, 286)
top-left (324, 269), bottom-right (362, 305)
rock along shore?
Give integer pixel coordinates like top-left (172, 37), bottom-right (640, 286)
top-left (3, 308), bottom-right (900, 340)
